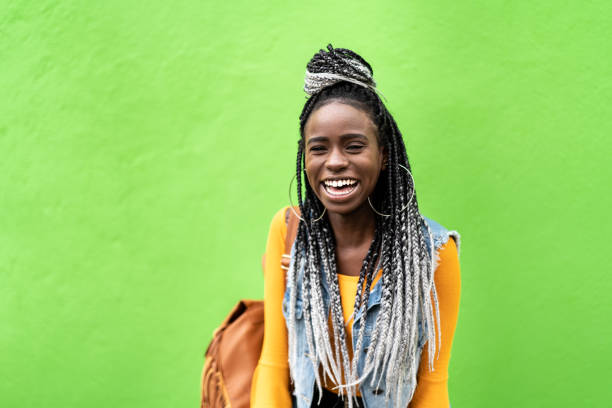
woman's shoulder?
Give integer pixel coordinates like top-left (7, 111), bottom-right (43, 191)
top-left (268, 205), bottom-right (300, 241)
top-left (422, 215), bottom-right (461, 256)
top-left (268, 206), bottom-right (290, 237)
top-left (270, 205), bottom-right (301, 226)
top-left (270, 206), bottom-right (291, 224)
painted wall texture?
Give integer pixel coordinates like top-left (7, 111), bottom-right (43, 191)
top-left (2, 1), bottom-right (611, 407)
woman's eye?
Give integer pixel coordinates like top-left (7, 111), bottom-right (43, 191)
top-left (347, 144), bottom-right (365, 151)
top-left (310, 146), bottom-right (326, 153)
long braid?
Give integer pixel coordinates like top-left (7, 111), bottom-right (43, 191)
top-left (350, 225), bottom-right (382, 388)
top-left (285, 44), bottom-right (439, 405)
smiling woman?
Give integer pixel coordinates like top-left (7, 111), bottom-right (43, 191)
top-left (251, 45), bottom-right (461, 408)
top-left (304, 103), bottom-right (384, 218)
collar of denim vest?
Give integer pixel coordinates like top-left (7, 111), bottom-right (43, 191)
top-left (353, 274), bottom-right (383, 323)
top-left (314, 255), bottom-right (384, 324)
top-left (295, 216), bottom-right (450, 321)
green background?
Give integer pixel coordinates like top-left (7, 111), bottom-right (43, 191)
top-left (2, 1), bottom-right (611, 407)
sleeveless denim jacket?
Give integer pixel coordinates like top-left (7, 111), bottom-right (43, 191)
top-left (282, 217), bottom-right (460, 408)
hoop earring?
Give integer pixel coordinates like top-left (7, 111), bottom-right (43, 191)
top-left (288, 174), bottom-right (326, 223)
top-left (368, 164), bottom-right (415, 217)
top-left (312, 207), bottom-right (326, 222)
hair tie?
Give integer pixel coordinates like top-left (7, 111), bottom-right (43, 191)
top-left (304, 71), bottom-right (387, 101)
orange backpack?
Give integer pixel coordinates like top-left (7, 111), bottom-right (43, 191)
top-left (201, 208), bottom-right (299, 407)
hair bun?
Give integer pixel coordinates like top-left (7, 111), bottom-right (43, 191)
top-left (304, 44), bottom-right (377, 96)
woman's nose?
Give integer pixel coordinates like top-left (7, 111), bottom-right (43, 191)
top-left (326, 147), bottom-right (349, 171)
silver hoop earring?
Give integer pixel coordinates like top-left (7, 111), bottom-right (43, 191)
top-left (288, 174), bottom-right (326, 223)
top-left (367, 164), bottom-right (415, 217)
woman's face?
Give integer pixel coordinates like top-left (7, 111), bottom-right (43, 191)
top-left (303, 101), bottom-right (385, 216)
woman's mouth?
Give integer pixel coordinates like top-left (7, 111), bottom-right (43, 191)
top-left (321, 178), bottom-right (359, 198)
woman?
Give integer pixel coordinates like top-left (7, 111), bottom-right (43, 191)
top-left (251, 45), bottom-right (461, 408)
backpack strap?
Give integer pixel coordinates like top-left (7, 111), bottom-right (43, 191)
top-left (281, 206), bottom-right (300, 271)
top-left (285, 206), bottom-right (300, 251)
top-left (260, 206), bottom-right (301, 273)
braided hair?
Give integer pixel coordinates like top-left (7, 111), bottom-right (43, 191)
top-left (286, 45), bottom-right (440, 406)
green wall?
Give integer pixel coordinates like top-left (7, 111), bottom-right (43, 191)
top-left (2, 1), bottom-right (611, 407)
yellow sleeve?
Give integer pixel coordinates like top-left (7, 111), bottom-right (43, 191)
top-left (250, 207), bottom-right (292, 407)
top-left (409, 237), bottom-right (461, 408)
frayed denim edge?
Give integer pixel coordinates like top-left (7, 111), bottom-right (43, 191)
top-left (447, 230), bottom-right (461, 257)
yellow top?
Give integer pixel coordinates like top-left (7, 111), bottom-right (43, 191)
top-left (251, 207), bottom-right (461, 407)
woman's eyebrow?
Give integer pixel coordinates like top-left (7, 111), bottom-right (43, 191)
top-left (340, 133), bottom-right (368, 141)
top-left (307, 136), bottom-right (328, 145)
top-left (306, 134), bottom-right (367, 145)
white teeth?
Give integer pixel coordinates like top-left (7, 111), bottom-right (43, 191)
top-left (323, 182), bottom-right (358, 197)
top-left (322, 179), bottom-right (358, 197)
top-left (324, 179), bottom-right (357, 187)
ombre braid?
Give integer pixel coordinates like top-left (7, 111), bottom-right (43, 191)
top-left (287, 45), bottom-right (439, 406)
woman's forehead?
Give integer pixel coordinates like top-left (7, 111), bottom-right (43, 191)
top-left (304, 101), bottom-right (377, 139)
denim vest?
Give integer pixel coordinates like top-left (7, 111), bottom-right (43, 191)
top-left (282, 217), bottom-right (460, 408)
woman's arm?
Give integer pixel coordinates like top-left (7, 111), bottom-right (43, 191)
top-left (409, 237), bottom-right (461, 408)
top-left (250, 207), bottom-right (293, 407)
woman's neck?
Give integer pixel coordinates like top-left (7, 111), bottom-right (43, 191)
top-left (326, 204), bottom-right (376, 249)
